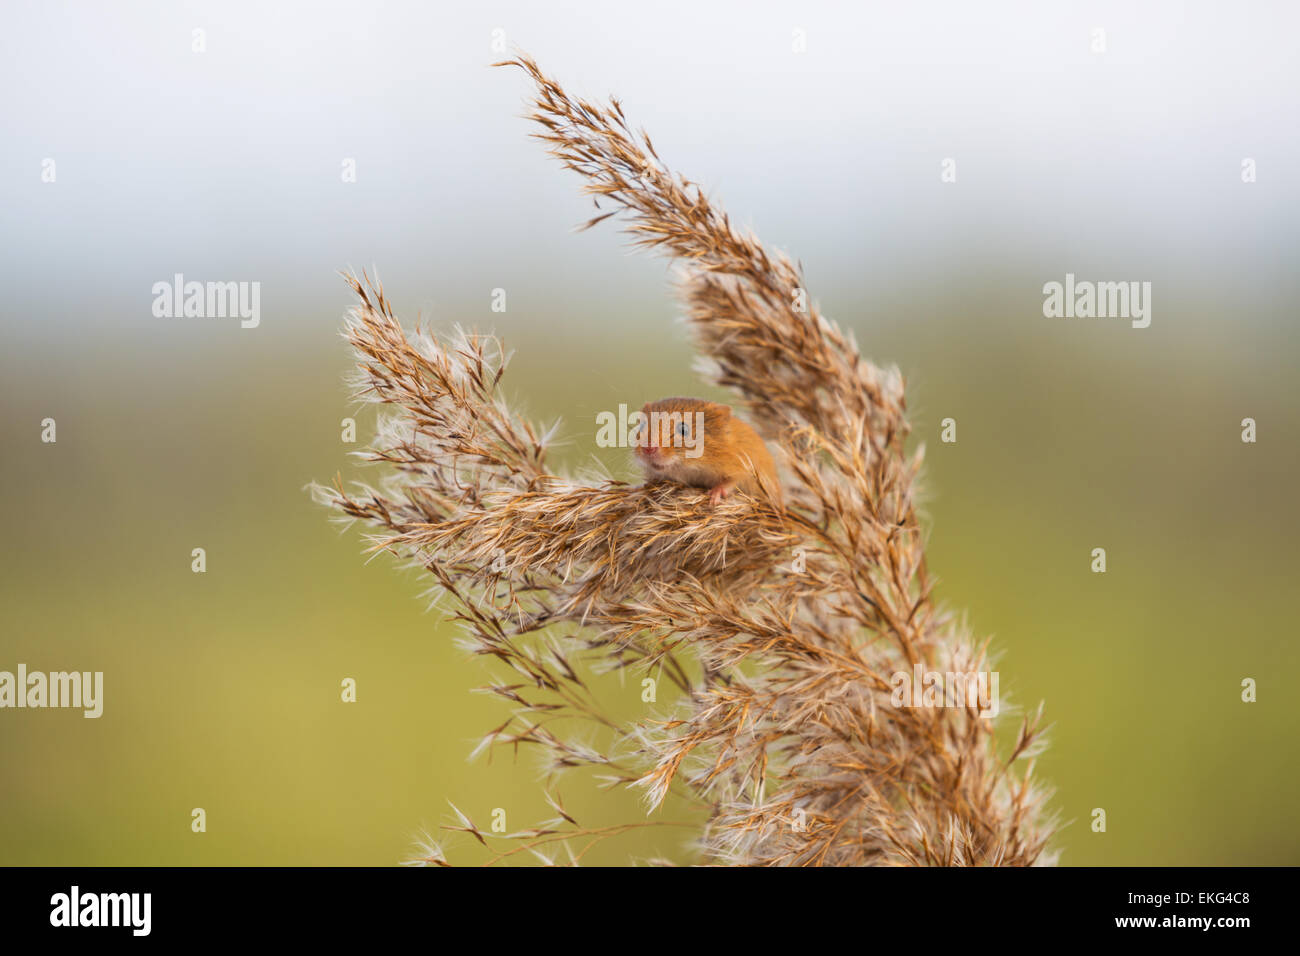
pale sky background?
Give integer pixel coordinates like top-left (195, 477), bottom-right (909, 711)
top-left (2, 0), bottom-right (1297, 347)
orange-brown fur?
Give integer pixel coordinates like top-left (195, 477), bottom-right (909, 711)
top-left (633, 397), bottom-right (781, 506)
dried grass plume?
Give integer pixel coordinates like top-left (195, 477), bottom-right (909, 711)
top-left (314, 53), bottom-right (1057, 866)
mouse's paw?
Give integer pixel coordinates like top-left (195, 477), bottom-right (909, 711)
top-left (708, 482), bottom-right (735, 507)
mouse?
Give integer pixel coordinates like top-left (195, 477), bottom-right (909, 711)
top-left (632, 397), bottom-right (782, 507)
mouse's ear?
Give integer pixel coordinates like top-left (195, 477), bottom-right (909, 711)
top-left (711, 402), bottom-right (732, 419)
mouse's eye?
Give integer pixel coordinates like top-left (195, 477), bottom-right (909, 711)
top-left (676, 421), bottom-right (690, 439)
top-left (630, 421), bottom-right (644, 441)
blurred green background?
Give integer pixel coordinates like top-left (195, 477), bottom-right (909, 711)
top-left (2, 0), bottom-right (1297, 865)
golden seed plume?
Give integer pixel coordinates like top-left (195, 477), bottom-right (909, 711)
top-left (316, 53), bottom-right (1057, 866)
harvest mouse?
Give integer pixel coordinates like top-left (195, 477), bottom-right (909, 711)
top-left (632, 397), bottom-right (782, 507)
